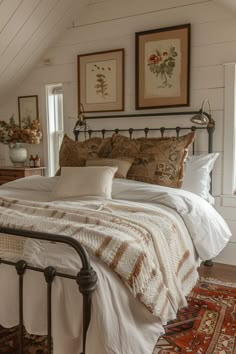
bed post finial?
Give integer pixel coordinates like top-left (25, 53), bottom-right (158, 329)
top-left (144, 127), bottom-right (149, 138)
top-left (160, 127), bottom-right (165, 137)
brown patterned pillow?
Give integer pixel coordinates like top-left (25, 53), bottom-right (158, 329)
top-left (109, 134), bottom-right (142, 158)
top-left (126, 152), bottom-right (157, 183)
top-left (59, 134), bottom-right (112, 169)
top-left (127, 132), bottom-right (196, 188)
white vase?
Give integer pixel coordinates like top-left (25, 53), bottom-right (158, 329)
top-left (9, 143), bottom-right (28, 166)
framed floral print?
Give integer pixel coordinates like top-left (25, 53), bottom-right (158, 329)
top-left (78, 49), bottom-right (124, 113)
top-left (135, 24), bottom-right (190, 109)
top-left (18, 95), bottom-right (39, 127)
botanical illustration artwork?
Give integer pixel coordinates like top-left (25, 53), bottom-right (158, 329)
top-left (18, 95), bottom-right (39, 127)
top-left (78, 49), bottom-right (124, 113)
top-left (136, 24), bottom-right (190, 109)
top-left (85, 59), bottom-right (116, 104)
top-left (145, 39), bottom-right (181, 98)
top-left (93, 63), bottom-right (111, 98)
top-left (147, 45), bottom-right (178, 89)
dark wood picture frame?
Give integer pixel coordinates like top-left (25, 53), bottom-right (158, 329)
top-left (78, 49), bottom-right (124, 113)
top-left (18, 95), bottom-right (39, 127)
top-left (135, 24), bottom-right (191, 110)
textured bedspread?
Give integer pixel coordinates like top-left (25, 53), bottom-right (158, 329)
top-left (0, 196), bottom-right (198, 324)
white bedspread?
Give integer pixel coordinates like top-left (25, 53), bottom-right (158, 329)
top-left (0, 176), bottom-right (231, 354)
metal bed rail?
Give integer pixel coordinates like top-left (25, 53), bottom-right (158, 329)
top-left (0, 226), bottom-right (98, 354)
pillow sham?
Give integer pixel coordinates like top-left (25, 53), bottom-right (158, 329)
top-left (52, 166), bottom-right (117, 199)
top-left (127, 132), bottom-right (196, 188)
top-left (181, 153), bottom-right (219, 203)
top-left (86, 158), bottom-right (134, 179)
top-left (109, 134), bottom-right (142, 158)
top-left (59, 134), bottom-right (112, 168)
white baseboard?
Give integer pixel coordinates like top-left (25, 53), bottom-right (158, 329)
top-left (214, 242), bottom-right (236, 265)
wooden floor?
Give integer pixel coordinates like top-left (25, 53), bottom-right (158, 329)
top-left (198, 262), bottom-right (236, 283)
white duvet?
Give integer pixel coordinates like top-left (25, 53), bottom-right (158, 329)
top-left (112, 178), bottom-right (231, 261)
top-left (0, 176), bottom-right (232, 354)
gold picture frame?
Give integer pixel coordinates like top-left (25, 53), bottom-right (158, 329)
top-left (136, 24), bottom-right (191, 109)
top-left (78, 49), bottom-right (124, 113)
top-left (18, 95), bottom-right (39, 127)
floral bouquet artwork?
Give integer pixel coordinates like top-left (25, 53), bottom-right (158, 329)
top-left (147, 45), bottom-right (178, 89)
top-left (136, 24), bottom-right (190, 109)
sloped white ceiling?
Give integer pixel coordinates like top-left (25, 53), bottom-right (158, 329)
top-left (0, 0), bottom-right (86, 101)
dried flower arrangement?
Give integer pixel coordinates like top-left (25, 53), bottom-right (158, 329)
top-left (0, 116), bottom-right (42, 145)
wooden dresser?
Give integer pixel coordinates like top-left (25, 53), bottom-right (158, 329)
top-left (0, 166), bottom-right (46, 186)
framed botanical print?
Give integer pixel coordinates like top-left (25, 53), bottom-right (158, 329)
top-left (18, 95), bottom-right (39, 127)
top-left (78, 49), bottom-right (124, 113)
top-left (135, 24), bottom-right (191, 109)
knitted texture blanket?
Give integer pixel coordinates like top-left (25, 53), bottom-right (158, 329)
top-left (0, 196), bottom-right (198, 324)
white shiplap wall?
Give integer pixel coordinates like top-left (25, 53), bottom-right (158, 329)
top-left (0, 0), bottom-right (236, 264)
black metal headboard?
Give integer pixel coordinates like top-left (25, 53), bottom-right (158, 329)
top-left (74, 125), bottom-right (214, 156)
top-left (73, 108), bottom-right (215, 193)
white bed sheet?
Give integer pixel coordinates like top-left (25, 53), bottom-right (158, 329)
top-left (0, 176), bottom-right (232, 354)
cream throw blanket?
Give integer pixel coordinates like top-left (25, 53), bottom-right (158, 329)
top-left (0, 196), bottom-right (198, 324)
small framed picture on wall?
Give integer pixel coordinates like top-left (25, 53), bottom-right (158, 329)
top-left (18, 95), bottom-right (39, 127)
top-left (135, 24), bottom-right (191, 109)
top-left (78, 49), bottom-right (124, 113)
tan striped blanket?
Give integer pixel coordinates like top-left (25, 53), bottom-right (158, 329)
top-left (0, 196), bottom-right (198, 324)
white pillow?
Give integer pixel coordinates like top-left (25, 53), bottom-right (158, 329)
top-left (52, 166), bottom-right (118, 199)
top-left (181, 153), bottom-right (219, 204)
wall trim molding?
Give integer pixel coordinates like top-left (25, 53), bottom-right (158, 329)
top-left (71, 0), bottom-right (210, 29)
top-left (222, 62), bottom-right (236, 196)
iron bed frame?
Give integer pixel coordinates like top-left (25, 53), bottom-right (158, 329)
top-left (0, 227), bottom-right (98, 354)
top-left (0, 118), bottom-right (215, 354)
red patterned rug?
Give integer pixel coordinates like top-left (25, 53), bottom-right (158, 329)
top-left (0, 278), bottom-right (235, 354)
top-left (154, 277), bottom-right (236, 354)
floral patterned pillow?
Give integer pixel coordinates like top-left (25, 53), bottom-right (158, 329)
top-left (127, 132), bottom-right (196, 188)
top-left (58, 134), bottom-right (112, 171)
top-left (109, 134), bottom-right (142, 158)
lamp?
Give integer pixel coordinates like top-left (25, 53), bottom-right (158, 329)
top-left (190, 99), bottom-right (215, 127)
top-left (73, 103), bottom-right (88, 138)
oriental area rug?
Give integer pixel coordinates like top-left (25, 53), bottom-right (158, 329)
top-left (0, 278), bottom-right (235, 354)
top-left (154, 277), bottom-right (236, 354)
